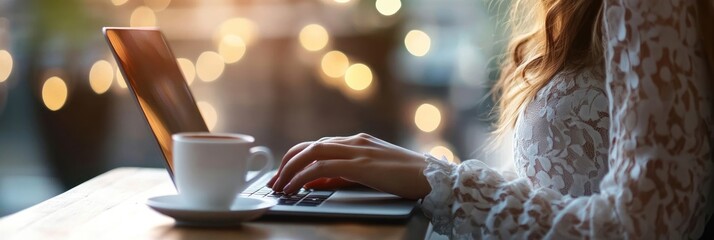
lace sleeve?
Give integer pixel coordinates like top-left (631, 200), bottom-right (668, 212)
top-left (513, 69), bottom-right (610, 197)
top-left (421, 0), bottom-right (713, 238)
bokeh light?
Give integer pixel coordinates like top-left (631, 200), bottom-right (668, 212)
top-left (41, 76), bottom-right (68, 111)
top-left (321, 51), bottom-right (349, 78)
top-left (404, 30), bottom-right (431, 57)
top-left (414, 103), bottom-right (441, 132)
top-left (145, 0), bottom-right (171, 12)
top-left (218, 35), bottom-right (247, 64)
top-left (116, 66), bottom-right (127, 88)
top-left (375, 0), bottom-right (401, 16)
top-left (0, 50), bottom-right (12, 82)
top-left (334, 0), bottom-right (351, 3)
top-left (130, 6), bottom-right (156, 27)
top-left (216, 18), bottom-right (258, 45)
top-left (197, 101), bottom-right (218, 131)
top-left (344, 63), bottom-right (372, 91)
top-left (299, 24), bottom-right (329, 52)
top-left (176, 58), bottom-right (195, 85)
top-left (88, 60), bottom-right (114, 94)
top-left (111, 0), bottom-right (128, 6)
top-left (429, 145), bottom-right (455, 162)
top-left (195, 51), bottom-right (225, 82)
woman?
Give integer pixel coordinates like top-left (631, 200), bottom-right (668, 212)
top-left (269, 0), bottom-right (714, 238)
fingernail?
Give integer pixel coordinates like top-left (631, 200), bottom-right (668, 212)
top-left (283, 183), bottom-right (293, 194)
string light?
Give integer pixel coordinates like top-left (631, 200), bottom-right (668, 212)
top-left (414, 103), bottom-right (441, 132)
top-left (299, 24), bottom-right (329, 52)
top-left (216, 18), bottom-right (258, 45)
top-left (404, 30), bottom-right (431, 57)
top-left (218, 35), bottom-right (247, 64)
top-left (0, 50), bottom-right (12, 82)
top-left (111, 0), bottom-right (128, 6)
top-left (321, 51), bottom-right (349, 78)
top-left (89, 60), bottom-right (114, 94)
top-left (344, 63), bottom-right (372, 91)
top-left (375, 0), bottom-right (401, 16)
top-left (130, 6), bottom-right (156, 27)
top-left (42, 76), bottom-right (68, 111)
top-left (429, 145), bottom-right (455, 162)
top-left (195, 51), bottom-right (225, 82)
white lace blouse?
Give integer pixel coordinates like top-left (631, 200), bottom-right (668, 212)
top-left (421, 0), bottom-right (713, 239)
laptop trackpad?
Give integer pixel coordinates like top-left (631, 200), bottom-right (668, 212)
top-left (328, 189), bottom-right (404, 203)
top-left (324, 188), bottom-right (416, 208)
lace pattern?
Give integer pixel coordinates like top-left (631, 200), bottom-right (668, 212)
top-left (514, 68), bottom-right (609, 196)
top-left (421, 0), bottom-right (713, 238)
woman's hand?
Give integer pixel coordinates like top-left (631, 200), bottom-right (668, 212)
top-left (267, 133), bottom-right (431, 200)
top-left (302, 177), bottom-right (360, 190)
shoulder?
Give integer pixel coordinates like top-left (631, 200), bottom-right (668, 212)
top-left (522, 67), bottom-right (609, 124)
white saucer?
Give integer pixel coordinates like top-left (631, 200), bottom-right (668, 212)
top-left (146, 195), bottom-right (276, 227)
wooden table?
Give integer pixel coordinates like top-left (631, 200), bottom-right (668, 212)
top-left (0, 168), bottom-right (431, 240)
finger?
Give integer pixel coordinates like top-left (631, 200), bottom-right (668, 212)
top-left (272, 142), bottom-right (363, 192)
top-left (267, 141), bottom-right (312, 187)
top-left (304, 177), bottom-right (358, 190)
top-left (303, 177), bottom-right (330, 189)
top-left (272, 142), bottom-right (353, 191)
top-left (283, 160), bottom-right (355, 194)
top-left (268, 137), bottom-right (354, 188)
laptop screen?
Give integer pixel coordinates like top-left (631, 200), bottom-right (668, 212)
top-left (104, 28), bottom-right (208, 177)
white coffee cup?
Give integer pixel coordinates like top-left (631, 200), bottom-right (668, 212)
top-left (172, 132), bottom-right (273, 210)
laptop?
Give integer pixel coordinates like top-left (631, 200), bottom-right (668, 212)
top-left (103, 27), bottom-right (417, 219)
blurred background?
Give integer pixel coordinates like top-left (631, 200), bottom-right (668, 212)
top-left (0, 0), bottom-right (514, 217)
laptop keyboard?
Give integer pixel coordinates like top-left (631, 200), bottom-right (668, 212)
top-left (241, 186), bottom-right (335, 207)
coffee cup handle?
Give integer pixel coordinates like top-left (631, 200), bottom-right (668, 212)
top-left (245, 146), bottom-right (274, 186)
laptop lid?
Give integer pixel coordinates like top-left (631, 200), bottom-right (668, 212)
top-left (103, 27), bottom-right (208, 182)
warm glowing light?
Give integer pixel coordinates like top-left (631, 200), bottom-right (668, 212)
top-left (111, 0), bottom-right (128, 6)
top-left (218, 35), bottom-right (246, 64)
top-left (89, 60), bottom-right (114, 94)
top-left (145, 0), bottom-right (171, 11)
top-left (176, 58), bottom-right (195, 85)
top-left (334, 0), bottom-right (351, 3)
top-left (414, 103), bottom-right (441, 132)
top-left (195, 51), bottom-right (225, 82)
top-left (321, 51), bottom-right (349, 78)
top-left (116, 66), bottom-right (127, 88)
top-left (405, 30), bottom-right (431, 57)
top-left (42, 76), bottom-right (68, 111)
top-left (375, 0), bottom-right (401, 16)
top-left (216, 18), bottom-right (258, 45)
top-left (299, 24), bottom-right (329, 52)
top-left (344, 63), bottom-right (372, 91)
top-left (130, 6), bottom-right (156, 27)
top-left (197, 101), bottom-right (218, 131)
top-left (0, 50), bottom-right (12, 82)
top-left (430, 145), bottom-right (455, 162)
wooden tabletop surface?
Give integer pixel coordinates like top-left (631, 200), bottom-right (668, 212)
top-left (0, 167), bottom-right (430, 240)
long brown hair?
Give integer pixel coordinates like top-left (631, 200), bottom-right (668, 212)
top-left (493, 0), bottom-right (604, 137)
top-left (493, 0), bottom-right (714, 137)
